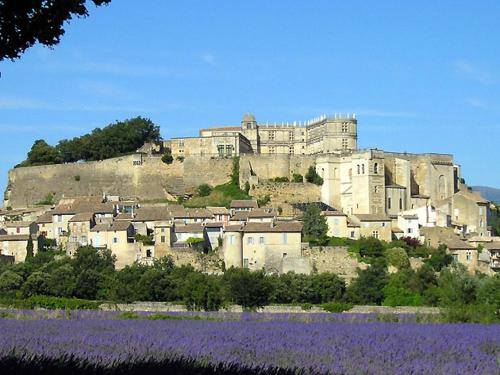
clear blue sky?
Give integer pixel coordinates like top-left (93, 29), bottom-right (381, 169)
top-left (1, 0), bottom-right (499, 205)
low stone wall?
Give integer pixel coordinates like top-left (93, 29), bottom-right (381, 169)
top-left (348, 305), bottom-right (441, 315)
top-left (302, 246), bottom-right (368, 283)
top-left (164, 247), bottom-right (223, 274)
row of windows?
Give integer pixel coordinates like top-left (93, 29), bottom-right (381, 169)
top-left (387, 198), bottom-right (403, 210)
top-left (356, 163), bottom-right (379, 175)
top-left (229, 233), bottom-right (290, 245)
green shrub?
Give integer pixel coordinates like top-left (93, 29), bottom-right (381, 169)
top-left (74, 175), bottom-right (81, 181)
top-left (292, 173), bottom-right (303, 183)
top-left (134, 233), bottom-right (154, 245)
top-left (36, 192), bottom-right (55, 205)
top-left (0, 271), bottom-right (23, 296)
top-left (119, 311), bottom-right (140, 319)
top-left (161, 153), bottom-right (174, 164)
top-left (257, 194), bottom-right (271, 207)
top-left (176, 156), bottom-right (184, 162)
top-left (0, 296), bottom-right (99, 310)
top-left (441, 304), bottom-right (499, 324)
top-left (385, 247), bottom-right (410, 269)
top-left (305, 166), bottom-right (323, 185)
top-left (322, 302), bottom-right (353, 313)
top-left (197, 184), bottom-right (212, 197)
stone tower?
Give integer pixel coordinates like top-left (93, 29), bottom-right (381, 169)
top-left (240, 113), bottom-right (260, 153)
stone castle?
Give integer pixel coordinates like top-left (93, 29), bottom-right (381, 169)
top-left (1, 112), bottom-right (497, 275)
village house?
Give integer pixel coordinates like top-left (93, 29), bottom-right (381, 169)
top-left (353, 214), bottom-right (392, 242)
top-left (0, 234), bottom-right (38, 263)
top-left (173, 223), bottom-right (205, 245)
top-left (89, 220), bottom-right (136, 269)
top-left (35, 212), bottom-right (54, 239)
top-left (230, 199), bottom-right (258, 215)
top-left (247, 208), bottom-right (276, 223)
top-left (322, 210), bottom-right (350, 238)
top-left (222, 220), bottom-right (303, 273)
top-left (206, 207), bottom-right (230, 226)
top-left (4, 221), bottom-right (38, 236)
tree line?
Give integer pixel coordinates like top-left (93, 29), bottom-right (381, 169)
top-left (17, 117), bottom-right (160, 167)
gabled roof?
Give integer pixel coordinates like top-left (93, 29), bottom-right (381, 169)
top-left (241, 221), bottom-right (302, 233)
top-left (207, 206), bottom-right (230, 215)
top-left (248, 208), bottom-right (276, 218)
top-left (230, 200), bottom-right (258, 209)
top-left (133, 207), bottom-right (172, 222)
top-left (354, 214), bottom-right (391, 222)
top-left (172, 208), bottom-right (213, 219)
top-left (52, 197), bottom-right (114, 215)
top-left (90, 220), bottom-right (132, 232)
top-left (230, 211), bottom-right (250, 221)
top-left (4, 221), bottom-right (33, 228)
top-left (35, 212), bottom-right (53, 224)
top-left (483, 242), bottom-right (500, 251)
top-left (445, 238), bottom-right (475, 250)
top-left (69, 212), bottom-right (94, 223)
top-left (0, 234), bottom-right (36, 241)
top-left (175, 224), bottom-right (204, 233)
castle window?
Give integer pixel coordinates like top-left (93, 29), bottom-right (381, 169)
top-left (146, 249), bottom-right (152, 258)
top-left (269, 131), bottom-right (275, 141)
top-left (399, 198), bottom-right (403, 210)
top-left (466, 251), bottom-right (472, 261)
top-left (357, 164), bottom-right (360, 174)
top-left (178, 140), bottom-right (184, 147)
top-left (269, 146), bottom-right (275, 154)
top-left (259, 236), bottom-right (265, 244)
top-left (289, 146), bottom-right (293, 154)
top-left (217, 145), bottom-right (225, 157)
top-left (342, 138), bottom-right (348, 149)
top-left (342, 124), bottom-right (349, 133)
top-left (374, 186), bottom-right (379, 193)
top-left (247, 236), bottom-right (254, 245)
top-left (388, 198), bottom-right (392, 209)
top-left (372, 230), bottom-right (379, 239)
top-left (361, 164), bottom-right (365, 174)
top-left (243, 258), bottom-right (249, 268)
top-left (225, 145), bottom-right (233, 156)
top-left (282, 233), bottom-right (288, 244)
top-left (374, 163), bottom-right (378, 174)
top-left (289, 131), bottom-right (294, 141)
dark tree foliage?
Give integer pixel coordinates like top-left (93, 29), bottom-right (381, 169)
top-left (346, 261), bottom-right (388, 305)
top-left (305, 166), bottom-right (323, 185)
top-left (426, 245), bottom-right (453, 272)
top-left (20, 117), bottom-right (160, 166)
top-left (224, 268), bottom-right (273, 309)
top-left (0, 0), bottom-right (111, 61)
top-left (301, 204), bottom-right (328, 239)
top-left (25, 237), bottom-right (34, 259)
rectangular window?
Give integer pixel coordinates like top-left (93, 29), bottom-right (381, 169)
top-left (342, 123), bottom-right (349, 133)
top-left (466, 251), bottom-right (471, 261)
top-left (217, 145), bottom-right (225, 157)
top-left (452, 254), bottom-right (458, 262)
top-left (268, 131), bottom-right (275, 141)
top-left (350, 231), bottom-right (355, 238)
top-left (342, 138), bottom-right (348, 149)
top-left (243, 258), bottom-right (249, 268)
top-left (247, 236), bottom-right (254, 245)
top-left (259, 236), bottom-right (265, 245)
top-left (372, 230), bottom-right (379, 239)
top-left (226, 145), bottom-right (233, 157)
top-left (288, 131), bottom-right (294, 141)
top-left (407, 228), bottom-right (413, 234)
top-left (161, 236), bottom-right (166, 243)
top-left (282, 233), bottom-right (288, 244)
top-left (282, 252), bottom-right (288, 258)
top-left (113, 237), bottom-right (118, 244)
top-left (387, 198), bottom-right (391, 209)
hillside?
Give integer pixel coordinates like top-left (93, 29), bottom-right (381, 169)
top-left (471, 186), bottom-right (500, 203)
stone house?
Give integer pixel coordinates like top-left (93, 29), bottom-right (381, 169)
top-left (0, 234), bottom-right (38, 262)
top-left (395, 214), bottom-right (420, 240)
top-left (204, 222), bottom-right (224, 250)
top-left (230, 200), bottom-right (258, 215)
top-left (207, 207), bottom-right (230, 226)
top-left (322, 210), bottom-right (349, 238)
top-left (222, 221), bottom-right (303, 273)
top-left (228, 211), bottom-right (250, 225)
top-left (353, 214), bottom-right (392, 242)
top-left (132, 207), bottom-right (174, 236)
top-left (35, 212), bottom-right (54, 239)
top-left (445, 238), bottom-right (478, 273)
top-left (4, 221), bottom-right (38, 236)
top-left (173, 223), bottom-right (205, 244)
top-left (89, 220), bottom-right (136, 269)
top-left (247, 208), bottom-right (276, 223)
top-left (68, 212), bottom-right (95, 247)
top-left (483, 242), bottom-right (500, 272)
top-left (172, 208), bottom-right (214, 225)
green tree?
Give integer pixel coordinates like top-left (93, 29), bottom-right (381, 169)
top-left (382, 270), bottom-right (423, 306)
top-left (0, 0), bottom-right (111, 61)
top-left (48, 264), bottom-right (76, 297)
top-left (0, 270), bottom-right (24, 296)
top-left (308, 272), bottom-right (346, 303)
top-left (346, 261), bottom-right (388, 305)
top-left (22, 271), bottom-right (52, 297)
top-left (74, 269), bottom-right (104, 300)
top-left (384, 247), bottom-right (410, 269)
top-left (137, 269), bottom-right (177, 302)
top-left (426, 245), bottom-right (453, 271)
top-left (72, 246), bottom-right (115, 275)
top-left (230, 157), bottom-right (240, 186)
top-left (183, 273), bottom-right (224, 311)
top-left (224, 268), bottom-right (272, 309)
top-left (437, 263), bottom-right (478, 306)
top-left (476, 274), bottom-right (500, 308)
top-left (24, 139), bottom-right (60, 166)
top-left (305, 166), bottom-right (323, 185)
top-left (25, 236), bottom-right (34, 259)
top-left (161, 153), bottom-right (174, 164)
top-left (355, 236), bottom-right (385, 259)
top-left (301, 204), bottom-right (328, 239)
top-left (197, 184), bottom-right (212, 197)
top-left (292, 173), bottom-right (303, 183)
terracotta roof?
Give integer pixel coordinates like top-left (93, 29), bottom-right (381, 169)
top-left (110, 220), bottom-right (133, 232)
top-left (322, 210), bottom-right (347, 217)
top-left (175, 224), bottom-right (204, 233)
top-left (204, 222), bottom-right (224, 228)
top-left (242, 221), bottom-right (302, 233)
top-left (0, 234), bottom-right (35, 241)
top-left (483, 242), bottom-right (500, 251)
top-left (445, 238), bottom-right (475, 250)
top-left (35, 212), bottom-right (53, 224)
top-left (207, 206), bottom-right (230, 215)
top-left (225, 225), bottom-right (244, 232)
top-left (115, 213), bottom-right (134, 220)
top-left (230, 200), bottom-right (258, 209)
top-left (52, 199), bottom-right (114, 215)
top-left (354, 214), bottom-right (391, 222)
top-left (248, 209), bottom-right (276, 218)
top-left (69, 212), bottom-right (94, 223)
top-left (4, 221), bottom-right (33, 228)
top-left (172, 208), bottom-right (213, 219)
top-left (90, 223), bottom-right (111, 232)
top-left (231, 211), bottom-right (249, 221)
top-left (133, 207), bottom-right (172, 222)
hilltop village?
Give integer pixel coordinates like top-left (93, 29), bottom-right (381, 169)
top-left (1, 113), bottom-right (499, 277)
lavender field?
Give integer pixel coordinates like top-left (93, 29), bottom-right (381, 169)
top-left (0, 311), bottom-right (498, 374)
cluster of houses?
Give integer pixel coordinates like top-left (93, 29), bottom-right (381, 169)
top-left (0, 194), bottom-right (499, 274)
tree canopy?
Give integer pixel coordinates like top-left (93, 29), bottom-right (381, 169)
top-left (0, 0), bottom-right (111, 61)
top-left (19, 117), bottom-right (160, 167)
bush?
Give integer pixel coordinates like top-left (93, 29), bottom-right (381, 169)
top-left (305, 166), bottom-right (323, 185)
top-left (36, 192), bottom-right (55, 205)
top-left (161, 153), bottom-right (174, 164)
top-left (257, 194), bottom-right (271, 207)
top-left (346, 261), bottom-right (388, 305)
top-left (426, 245), bottom-right (453, 271)
top-left (384, 247), bottom-right (410, 269)
top-left (22, 272), bottom-right (52, 297)
top-left (176, 156), bottom-right (184, 162)
top-left (292, 173), bottom-right (303, 183)
top-left (74, 175), bottom-right (81, 181)
top-left (301, 204), bottom-right (328, 239)
top-left (322, 302), bottom-right (353, 313)
top-left (224, 268), bottom-right (272, 310)
top-left (0, 270), bottom-right (23, 296)
top-left (441, 304), bottom-right (499, 324)
top-left (197, 184), bottom-right (212, 197)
